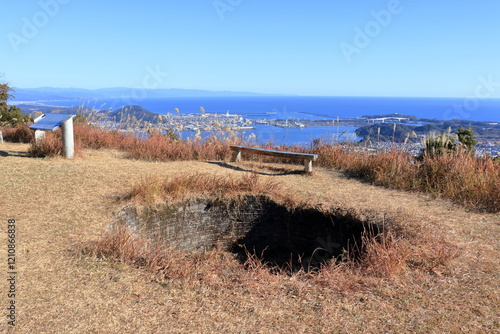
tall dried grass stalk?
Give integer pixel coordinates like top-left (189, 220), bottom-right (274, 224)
top-left (311, 143), bottom-right (499, 212)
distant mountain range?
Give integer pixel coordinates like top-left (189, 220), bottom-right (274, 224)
top-left (10, 87), bottom-right (273, 101)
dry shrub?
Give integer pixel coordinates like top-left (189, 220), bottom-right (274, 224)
top-left (193, 136), bottom-right (239, 161)
top-left (73, 123), bottom-right (134, 149)
top-left (417, 151), bottom-right (500, 211)
top-left (28, 132), bottom-right (63, 157)
top-left (1, 124), bottom-right (34, 143)
top-left (359, 231), bottom-right (414, 277)
top-left (125, 133), bottom-right (194, 161)
top-left (85, 225), bottom-right (149, 264)
top-left (27, 130), bottom-right (83, 157)
top-left (310, 144), bottom-right (415, 184)
top-left (314, 227), bottom-right (457, 288)
top-left (79, 214), bottom-right (456, 295)
top-left (79, 224), bottom-right (290, 293)
top-left (125, 134), bottom-right (238, 162)
top-left (308, 143), bottom-right (350, 169)
top-left (310, 143), bottom-right (500, 212)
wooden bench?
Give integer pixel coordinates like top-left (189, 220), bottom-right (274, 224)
top-left (229, 145), bottom-right (318, 173)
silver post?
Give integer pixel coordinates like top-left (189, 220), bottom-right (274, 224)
top-left (61, 117), bottom-right (74, 159)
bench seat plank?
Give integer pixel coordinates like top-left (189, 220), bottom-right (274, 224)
top-left (230, 145), bottom-right (317, 161)
top-left (229, 145), bottom-right (318, 173)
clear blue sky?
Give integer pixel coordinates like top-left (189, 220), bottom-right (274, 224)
top-left (1, 0), bottom-right (499, 97)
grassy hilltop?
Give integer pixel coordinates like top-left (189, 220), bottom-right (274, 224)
top-left (0, 124), bottom-right (499, 333)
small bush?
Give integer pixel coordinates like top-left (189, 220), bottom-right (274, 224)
top-left (28, 129), bottom-right (83, 158)
top-left (2, 124), bottom-right (34, 143)
top-left (28, 131), bottom-right (64, 157)
top-left (73, 123), bottom-right (137, 150)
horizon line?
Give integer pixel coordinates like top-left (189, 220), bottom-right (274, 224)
top-left (10, 86), bottom-right (500, 100)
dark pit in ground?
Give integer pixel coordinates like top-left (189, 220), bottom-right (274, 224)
top-left (114, 195), bottom-right (380, 271)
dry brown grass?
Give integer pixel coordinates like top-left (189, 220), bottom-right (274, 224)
top-left (18, 123), bottom-right (238, 162)
top-left (76, 170), bottom-right (462, 328)
top-left (73, 123), bottom-right (140, 150)
top-left (80, 217), bottom-right (457, 288)
top-left (123, 133), bottom-right (237, 162)
top-left (0, 141), bottom-right (499, 333)
top-left (7, 123), bottom-right (498, 212)
top-left (311, 144), bottom-right (500, 212)
top-left (125, 172), bottom-right (283, 203)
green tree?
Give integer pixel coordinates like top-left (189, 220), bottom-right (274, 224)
top-left (456, 127), bottom-right (477, 152)
top-left (0, 80), bottom-right (31, 127)
top-left (0, 82), bottom-right (13, 102)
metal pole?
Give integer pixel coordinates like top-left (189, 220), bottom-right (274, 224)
top-left (61, 117), bottom-right (74, 159)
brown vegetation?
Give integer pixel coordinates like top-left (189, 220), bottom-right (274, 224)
top-left (3, 122), bottom-right (499, 212)
top-left (81, 171), bottom-right (458, 279)
top-left (1, 124), bottom-right (33, 143)
top-left (311, 144), bottom-right (500, 212)
top-left (0, 142), bottom-right (498, 333)
top-left (124, 172), bottom-right (282, 203)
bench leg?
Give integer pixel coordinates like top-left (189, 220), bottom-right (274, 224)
top-left (304, 159), bottom-right (313, 173)
top-left (233, 151), bottom-right (242, 162)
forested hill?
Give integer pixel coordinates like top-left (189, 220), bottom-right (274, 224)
top-left (106, 105), bottom-right (160, 123)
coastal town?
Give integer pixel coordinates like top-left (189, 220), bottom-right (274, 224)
top-left (14, 102), bottom-right (500, 157)
top-left (102, 110), bottom-right (500, 157)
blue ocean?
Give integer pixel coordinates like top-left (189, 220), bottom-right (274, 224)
top-left (42, 96), bottom-right (500, 146)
